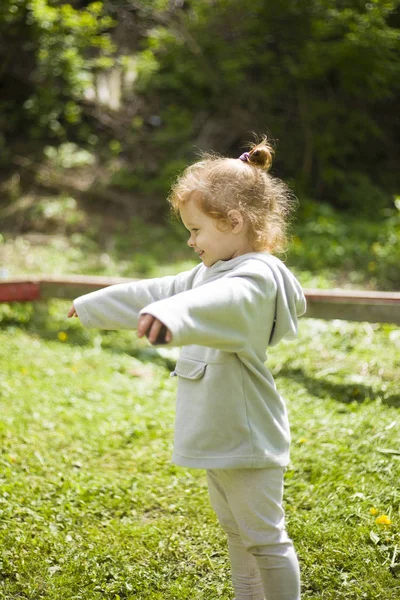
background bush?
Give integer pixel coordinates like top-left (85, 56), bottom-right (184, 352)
top-left (0, 0), bottom-right (399, 216)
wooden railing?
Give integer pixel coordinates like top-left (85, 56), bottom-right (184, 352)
top-left (0, 276), bottom-right (399, 325)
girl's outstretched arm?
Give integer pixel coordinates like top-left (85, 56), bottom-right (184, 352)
top-left (69, 266), bottom-right (201, 331)
top-left (140, 270), bottom-right (274, 354)
top-left (68, 301), bottom-right (171, 344)
top-left (139, 261), bottom-right (304, 353)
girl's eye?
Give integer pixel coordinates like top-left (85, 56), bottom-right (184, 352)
top-left (191, 229), bottom-right (199, 233)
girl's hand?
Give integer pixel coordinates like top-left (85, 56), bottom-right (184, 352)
top-left (137, 314), bottom-right (172, 345)
top-left (68, 304), bottom-right (78, 318)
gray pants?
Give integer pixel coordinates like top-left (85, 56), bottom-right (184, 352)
top-left (207, 468), bottom-right (301, 600)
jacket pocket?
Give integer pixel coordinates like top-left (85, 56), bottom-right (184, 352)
top-left (172, 357), bottom-right (207, 380)
top-left (173, 355), bottom-right (253, 458)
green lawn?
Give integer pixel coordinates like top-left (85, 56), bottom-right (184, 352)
top-left (0, 300), bottom-right (399, 599)
top-left (0, 195), bottom-right (399, 598)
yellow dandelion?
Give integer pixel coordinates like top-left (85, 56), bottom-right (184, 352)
top-left (375, 515), bottom-right (391, 525)
top-left (370, 507), bottom-right (378, 515)
top-left (58, 331), bottom-right (68, 342)
top-left (298, 437), bottom-right (308, 444)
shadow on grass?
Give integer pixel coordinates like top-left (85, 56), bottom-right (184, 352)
top-left (277, 366), bottom-right (400, 409)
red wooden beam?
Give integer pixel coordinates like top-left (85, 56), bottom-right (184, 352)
top-left (304, 288), bottom-right (400, 305)
top-left (0, 277), bottom-right (399, 324)
top-left (0, 281), bottom-right (41, 303)
top-left (0, 277), bottom-right (130, 303)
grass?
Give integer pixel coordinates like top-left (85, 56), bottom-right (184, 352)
top-left (0, 299), bottom-right (399, 599)
top-left (0, 195), bottom-right (399, 597)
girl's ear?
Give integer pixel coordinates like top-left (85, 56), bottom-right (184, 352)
top-left (227, 209), bottom-right (244, 234)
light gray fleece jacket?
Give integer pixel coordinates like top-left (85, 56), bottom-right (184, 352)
top-left (74, 252), bottom-right (306, 469)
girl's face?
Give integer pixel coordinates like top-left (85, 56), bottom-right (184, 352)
top-left (180, 198), bottom-right (254, 267)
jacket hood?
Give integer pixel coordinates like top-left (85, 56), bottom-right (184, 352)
top-left (205, 252), bottom-right (306, 346)
top-left (255, 254), bottom-right (306, 346)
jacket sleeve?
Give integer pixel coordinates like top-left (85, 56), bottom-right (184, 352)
top-left (74, 267), bottom-right (200, 330)
top-left (140, 271), bottom-right (276, 353)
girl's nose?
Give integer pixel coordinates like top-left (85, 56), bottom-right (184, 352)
top-left (187, 236), bottom-right (194, 247)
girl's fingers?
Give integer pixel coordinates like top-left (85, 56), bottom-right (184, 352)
top-left (151, 322), bottom-right (173, 345)
top-left (68, 305), bottom-right (77, 318)
top-left (148, 318), bottom-right (163, 344)
top-left (138, 314), bottom-right (172, 344)
top-left (137, 313), bottom-right (154, 338)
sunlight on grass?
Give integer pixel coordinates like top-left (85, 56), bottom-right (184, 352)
top-left (0, 197), bottom-right (399, 598)
top-left (0, 302), bottom-right (399, 598)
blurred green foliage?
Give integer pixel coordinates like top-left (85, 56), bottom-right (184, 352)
top-left (370, 197), bottom-right (400, 289)
top-left (0, 0), bottom-right (115, 151)
top-left (131, 0), bottom-right (400, 210)
top-left (0, 0), bottom-right (399, 217)
top-left (1, 193), bottom-right (399, 289)
top-left (291, 197), bottom-right (400, 290)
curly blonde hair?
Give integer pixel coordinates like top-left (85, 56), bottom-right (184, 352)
top-left (168, 137), bottom-right (296, 254)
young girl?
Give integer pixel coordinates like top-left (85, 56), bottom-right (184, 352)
top-left (68, 138), bottom-right (306, 600)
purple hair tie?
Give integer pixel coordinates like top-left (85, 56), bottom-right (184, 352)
top-left (239, 152), bottom-right (250, 162)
